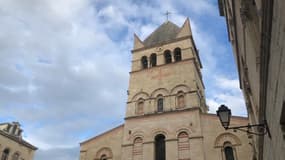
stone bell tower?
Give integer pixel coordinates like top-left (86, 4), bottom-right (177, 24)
top-left (125, 18), bottom-right (207, 119)
top-left (122, 18), bottom-right (208, 160)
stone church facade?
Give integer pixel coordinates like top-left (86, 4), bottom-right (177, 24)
top-left (80, 19), bottom-right (252, 160)
top-left (0, 122), bottom-right (37, 160)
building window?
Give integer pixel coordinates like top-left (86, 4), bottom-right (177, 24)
top-left (224, 147), bottom-right (234, 160)
top-left (164, 50), bottom-right (172, 64)
top-left (155, 134), bottom-right (165, 160)
top-left (141, 56), bottom-right (148, 69)
top-left (133, 137), bottom-right (143, 159)
top-left (157, 96), bottom-right (164, 112)
top-left (150, 53), bottom-right (157, 67)
top-left (178, 132), bottom-right (190, 159)
top-left (136, 100), bottom-right (144, 115)
top-left (177, 91), bottom-right (185, 108)
top-left (224, 142), bottom-right (235, 160)
top-left (12, 153), bottom-right (20, 160)
top-left (1, 148), bottom-right (10, 160)
top-left (174, 47), bottom-right (182, 62)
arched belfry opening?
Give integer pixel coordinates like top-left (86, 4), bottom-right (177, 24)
top-left (155, 134), bottom-right (166, 160)
top-left (164, 50), bottom-right (172, 64)
top-left (150, 53), bottom-right (157, 67)
top-left (174, 47), bottom-right (182, 62)
top-left (141, 56), bottom-right (148, 69)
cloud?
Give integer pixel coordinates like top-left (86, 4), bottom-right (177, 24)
top-left (0, 0), bottom-right (128, 148)
top-left (215, 76), bottom-right (240, 91)
top-left (206, 76), bottom-right (246, 116)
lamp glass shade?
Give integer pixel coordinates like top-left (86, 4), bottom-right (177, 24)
top-left (217, 105), bottom-right (231, 129)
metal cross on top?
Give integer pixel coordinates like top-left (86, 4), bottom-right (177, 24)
top-left (165, 10), bottom-right (171, 21)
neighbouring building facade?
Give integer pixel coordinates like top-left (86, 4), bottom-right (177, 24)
top-left (80, 19), bottom-right (252, 160)
top-left (218, 0), bottom-right (285, 160)
top-left (0, 122), bottom-right (37, 160)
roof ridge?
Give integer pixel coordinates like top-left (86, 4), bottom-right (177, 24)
top-left (80, 124), bottom-right (124, 145)
top-left (143, 21), bottom-right (179, 42)
top-left (142, 21), bottom-right (181, 47)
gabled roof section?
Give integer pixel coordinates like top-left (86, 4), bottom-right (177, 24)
top-left (80, 124), bottom-right (124, 145)
top-left (133, 33), bottom-right (145, 50)
top-left (143, 21), bottom-right (181, 47)
top-left (176, 18), bottom-right (192, 38)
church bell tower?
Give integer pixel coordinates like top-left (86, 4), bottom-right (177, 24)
top-left (121, 18), bottom-right (208, 160)
top-left (125, 18), bottom-right (207, 119)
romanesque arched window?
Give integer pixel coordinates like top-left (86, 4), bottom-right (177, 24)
top-left (136, 99), bottom-right (144, 115)
top-left (224, 142), bottom-right (235, 160)
top-left (164, 50), bottom-right (172, 64)
top-left (141, 56), bottom-right (148, 69)
top-left (155, 134), bottom-right (165, 160)
top-left (150, 53), bottom-right (157, 67)
top-left (177, 91), bottom-right (185, 108)
top-left (214, 133), bottom-right (240, 160)
top-left (157, 95), bottom-right (164, 112)
top-left (174, 47), bottom-right (182, 62)
top-left (133, 137), bottom-right (143, 160)
top-left (1, 148), bottom-right (10, 160)
top-left (177, 132), bottom-right (190, 159)
top-left (12, 152), bottom-right (20, 160)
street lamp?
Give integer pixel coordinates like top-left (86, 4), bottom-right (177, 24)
top-left (216, 104), bottom-right (270, 136)
top-left (216, 104), bottom-right (231, 129)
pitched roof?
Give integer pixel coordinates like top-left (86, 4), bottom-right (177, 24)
top-left (143, 21), bottom-right (180, 47)
top-left (80, 124), bottom-right (124, 145)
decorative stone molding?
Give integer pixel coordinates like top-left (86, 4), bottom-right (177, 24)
top-left (150, 88), bottom-right (170, 98)
top-left (214, 133), bottom-right (242, 148)
top-left (170, 84), bottom-right (191, 94)
top-left (131, 91), bottom-right (150, 102)
top-left (130, 131), bottom-right (145, 142)
top-left (175, 127), bottom-right (192, 138)
top-left (151, 129), bottom-right (169, 139)
top-left (95, 147), bottom-right (113, 159)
